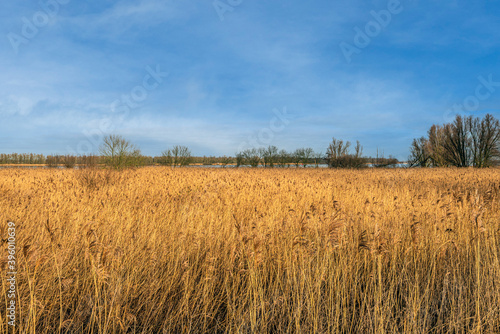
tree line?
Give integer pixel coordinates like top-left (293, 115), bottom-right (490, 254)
top-left (6, 113), bottom-right (499, 170)
top-left (0, 134), bottom-right (399, 169)
top-left (0, 153), bottom-right (101, 167)
top-left (232, 143), bottom-right (397, 168)
top-left (0, 153), bottom-right (46, 164)
top-left (409, 114), bottom-right (500, 167)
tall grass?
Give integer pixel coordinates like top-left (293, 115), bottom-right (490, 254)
top-left (1, 167), bottom-right (500, 333)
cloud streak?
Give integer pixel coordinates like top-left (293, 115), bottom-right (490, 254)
top-left (1, 0), bottom-right (499, 158)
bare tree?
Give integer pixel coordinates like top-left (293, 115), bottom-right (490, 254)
top-left (326, 138), bottom-right (364, 168)
top-left (46, 155), bottom-right (60, 168)
top-left (162, 150), bottom-right (174, 166)
top-left (354, 141), bottom-right (363, 159)
top-left (408, 137), bottom-right (431, 167)
top-left (235, 152), bottom-right (244, 167)
top-left (220, 155), bottom-right (232, 167)
top-left (303, 148), bottom-right (314, 167)
top-left (326, 138), bottom-right (350, 162)
top-left (467, 114), bottom-right (500, 167)
top-left (161, 145), bottom-right (192, 167)
top-left (409, 114), bottom-right (500, 168)
top-left (241, 148), bottom-right (260, 167)
top-left (277, 149), bottom-right (289, 168)
top-left (312, 151), bottom-right (323, 168)
top-left (427, 125), bottom-right (447, 167)
top-left (62, 155), bottom-right (76, 168)
top-left (258, 147), bottom-right (268, 167)
top-left (99, 135), bottom-right (142, 169)
top-left (261, 146), bottom-right (278, 168)
top-left (292, 148), bottom-right (305, 167)
top-left (442, 116), bottom-right (470, 167)
top-left (80, 155), bottom-right (99, 169)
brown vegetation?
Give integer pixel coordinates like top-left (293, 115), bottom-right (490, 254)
top-left (410, 114), bottom-right (500, 167)
top-left (1, 168), bottom-right (500, 332)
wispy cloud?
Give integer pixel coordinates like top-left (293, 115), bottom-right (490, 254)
top-left (1, 0), bottom-right (499, 157)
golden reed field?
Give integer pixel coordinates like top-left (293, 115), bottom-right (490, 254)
top-left (1, 167), bottom-right (500, 333)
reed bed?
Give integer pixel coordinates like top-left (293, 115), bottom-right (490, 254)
top-left (1, 167), bottom-right (500, 333)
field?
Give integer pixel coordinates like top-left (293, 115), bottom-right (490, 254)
top-left (1, 167), bottom-right (500, 333)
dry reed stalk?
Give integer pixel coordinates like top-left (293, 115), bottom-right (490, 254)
top-left (0, 167), bottom-right (498, 332)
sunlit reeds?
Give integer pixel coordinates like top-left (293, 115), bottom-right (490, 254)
top-left (1, 167), bottom-right (500, 333)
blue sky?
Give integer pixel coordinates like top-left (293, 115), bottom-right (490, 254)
top-left (1, 0), bottom-right (499, 159)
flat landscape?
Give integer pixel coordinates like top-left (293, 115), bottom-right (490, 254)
top-left (1, 167), bottom-right (500, 333)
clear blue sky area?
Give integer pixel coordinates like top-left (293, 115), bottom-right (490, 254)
top-left (1, 0), bottom-right (499, 159)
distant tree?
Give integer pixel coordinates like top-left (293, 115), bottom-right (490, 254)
top-left (467, 114), bottom-right (500, 167)
top-left (160, 150), bottom-right (173, 166)
top-left (258, 147), bottom-right (267, 167)
top-left (326, 138), bottom-right (364, 168)
top-left (161, 145), bottom-right (192, 167)
top-left (386, 155), bottom-right (399, 167)
top-left (63, 155), bottom-right (76, 168)
top-left (175, 146), bottom-right (192, 166)
top-left (408, 137), bottom-right (431, 167)
top-left (99, 134), bottom-right (142, 169)
top-left (312, 151), bottom-right (323, 168)
top-left (427, 125), bottom-right (447, 167)
top-left (80, 155), bottom-right (99, 169)
top-left (201, 155), bottom-right (218, 166)
top-left (292, 148), bottom-right (305, 167)
top-left (241, 148), bottom-right (260, 167)
top-left (354, 141), bottom-right (363, 160)
top-left (374, 154), bottom-right (399, 167)
top-left (260, 146), bottom-right (278, 168)
top-left (326, 138), bottom-right (350, 163)
top-left (442, 116), bottom-right (470, 167)
top-left (372, 149), bottom-right (399, 167)
top-left (46, 155), bottom-right (60, 168)
top-left (201, 156), bottom-right (209, 165)
top-left (409, 114), bottom-right (500, 168)
top-left (303, 148), bottom-right (314, 167)
top-left (235, 152), bottom-right (244, 167)
top-left (277, 149), bottom-right (289, 168)
top-left (220, 155), bottom-right (232, 167)
top-left (7, 153), bottom-right (34, 164)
